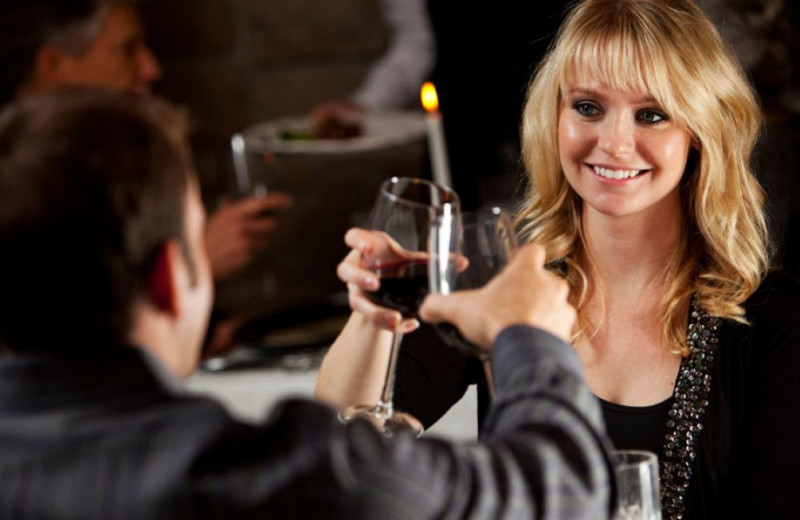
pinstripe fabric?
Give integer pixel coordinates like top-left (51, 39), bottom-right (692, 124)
top-left (0, 327), bottom-right (613, 519)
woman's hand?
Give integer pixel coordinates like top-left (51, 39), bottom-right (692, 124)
top-left (337, 228), bottom-right (421, 334)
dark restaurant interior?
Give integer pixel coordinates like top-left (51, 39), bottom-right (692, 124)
top-left (1, 0), bottom-right (800, 517)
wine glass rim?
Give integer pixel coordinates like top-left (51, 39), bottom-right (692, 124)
top-left (612, 449), bottom-right (658, 469)
top-left (380, 176), bottom-right (460, 210)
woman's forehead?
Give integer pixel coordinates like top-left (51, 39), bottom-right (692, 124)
top-left (558, 51), bottom-right (679, 109)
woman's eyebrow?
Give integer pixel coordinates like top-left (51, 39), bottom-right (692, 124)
top-left (567, 87), bottom-right (657, 104)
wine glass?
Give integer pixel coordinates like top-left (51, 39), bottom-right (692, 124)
top-left (612, 450), bottom-right (662, 519)
top-left (231, 132), bottom-right (274, 198)
top-left (340, 176), bottom-right (460, 437)
top-left (428, 207), bottom-right (517, 397)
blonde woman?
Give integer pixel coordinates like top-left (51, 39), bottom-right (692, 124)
top-left (317, 0), bottom-right (800, 517)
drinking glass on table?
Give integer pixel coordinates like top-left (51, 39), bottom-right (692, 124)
top-left (340, 176), bottom-right (460, 437)
top-left (612, 450), bottom-right (662, 520)
top-left (428, 207), bottom-right (517, 397)
top-left (231, 132), bottom-right (274, 198)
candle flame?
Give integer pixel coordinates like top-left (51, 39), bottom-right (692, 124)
top-left (420, 82), bottom-right (439, 113)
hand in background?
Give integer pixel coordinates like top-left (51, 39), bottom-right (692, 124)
top-left (419, 243), bottom-right (576, 347)
top-left (205, 192), bottom-right (293, 280)
top-left (202, 315), bottom-right (247, 360)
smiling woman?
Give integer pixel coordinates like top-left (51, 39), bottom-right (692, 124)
top-left (316, 1), bottom-right (800, 518)
top-left (513, 0), bottom-right (800, 518)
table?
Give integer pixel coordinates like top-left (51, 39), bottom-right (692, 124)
top-left (186, 361), bottom-right (478, 441)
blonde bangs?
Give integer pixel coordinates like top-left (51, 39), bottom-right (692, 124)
top-left (556, 13), bottom-right (691, 132)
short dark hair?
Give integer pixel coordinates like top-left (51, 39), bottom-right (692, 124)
top-left (0, 89), bottom-right (192, 353)
top-left (0, 0), bottom-right (134, 105)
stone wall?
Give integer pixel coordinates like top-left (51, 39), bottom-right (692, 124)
top-left (140, 0), bottom-right (389, 199)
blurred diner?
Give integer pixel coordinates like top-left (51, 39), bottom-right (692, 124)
top-left (0, 0), bottom-right (294, 353)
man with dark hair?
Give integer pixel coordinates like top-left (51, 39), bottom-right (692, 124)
top-left (0, 90), bottom-right (612, 518)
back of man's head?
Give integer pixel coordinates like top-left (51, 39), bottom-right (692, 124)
top-left (0, 89), bottom-right (192, 354)
top-left (0, 0), bottom-right (131, 105)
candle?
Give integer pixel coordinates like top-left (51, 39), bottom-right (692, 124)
top-left (420, 82), bottom-right (452, 189)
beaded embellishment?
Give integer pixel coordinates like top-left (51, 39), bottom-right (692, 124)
top-left (660, 300), bottom-right (720, 519)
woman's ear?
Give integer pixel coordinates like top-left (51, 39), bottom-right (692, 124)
top-left (145, 242), bottom-right (179, 318)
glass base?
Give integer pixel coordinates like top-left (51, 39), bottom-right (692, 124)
top-left (339, 403), bottom-right (423, 438)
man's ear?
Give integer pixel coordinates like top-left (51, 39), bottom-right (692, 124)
top-left (145, 242), bottom-right (180, 318)
top-left (30, 44), bottom-right (68, 89)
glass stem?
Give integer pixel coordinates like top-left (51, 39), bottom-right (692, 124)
top-left (377, 333), bottom-right (404, 418)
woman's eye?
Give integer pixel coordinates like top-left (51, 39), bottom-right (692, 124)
top-left (638, 110), bottom-right (667, 124)
top-left (573, 102), bottom-right (600, 117)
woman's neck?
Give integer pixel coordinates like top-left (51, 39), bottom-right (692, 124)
top-left (582, 199), bottom-right (684, 300)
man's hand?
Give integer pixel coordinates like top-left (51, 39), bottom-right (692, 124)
top-left (205, 192), bottom-right (293, 280)
top-left (419, 243), bottom-right (575, 347)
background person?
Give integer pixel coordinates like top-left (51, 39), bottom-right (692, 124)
top-left (0, 89), bottom-right (613, 518)
top-left (0, 0), bottom-right (292, 283)
top-left (0, 0), bottom-right (293, 353)
top-left (313, 0), bottom-right (568, 211)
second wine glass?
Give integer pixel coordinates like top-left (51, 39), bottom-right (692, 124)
top-left (341, 176), bottom-right (460, 437)
top-left (428, 207), bottom-right (517, 397)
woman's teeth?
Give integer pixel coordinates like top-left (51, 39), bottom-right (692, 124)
top-left (592, 166), bottom-right (642, 180)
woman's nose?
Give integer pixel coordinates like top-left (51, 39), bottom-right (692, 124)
top-left (599, 114), bottom-right (635, 157)
top-left (137, 45), bottom-right (162, 86)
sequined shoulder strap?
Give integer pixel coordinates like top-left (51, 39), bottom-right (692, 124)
top-left (660, 300), bottom-right (720, 519)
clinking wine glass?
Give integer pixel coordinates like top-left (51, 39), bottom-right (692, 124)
top-left (428, 207), bottom-right (517, 398)
top-left (340, 176), bottom-right (460, 437)
top-left (612, 450), bottom-right (662, 520)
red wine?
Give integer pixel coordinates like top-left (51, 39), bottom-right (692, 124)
top-left (366, 259), bottom-right (429, 318)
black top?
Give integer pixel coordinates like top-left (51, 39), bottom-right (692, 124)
top-left (395, 271), bottom-right (800, 518)
top-left (0, 328), bottom-right (614, 519)
top-left (600, 397), bottom-right (673, 460)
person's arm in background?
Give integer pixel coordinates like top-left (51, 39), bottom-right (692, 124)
top-left (205, 193), bottom-right (294, 281)
top-left (200, 192), bottom-right (293, 358)
top-left (313, 0), bottom-right (434, 122)
top-left (350, 0), bottom-right (434, 110)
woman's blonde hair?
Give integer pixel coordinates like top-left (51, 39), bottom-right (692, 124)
top-left (517, 0), bottom-right (769, 354)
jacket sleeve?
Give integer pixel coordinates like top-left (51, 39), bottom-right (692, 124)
top-left (331, 325), bottom-right (615, 519)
